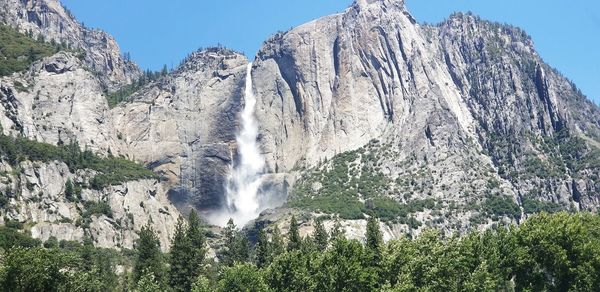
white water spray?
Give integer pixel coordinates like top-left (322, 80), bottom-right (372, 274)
top-left (209, 63), bottom-right (266, 227)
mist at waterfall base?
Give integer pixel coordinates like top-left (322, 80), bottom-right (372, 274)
top-left (207, 63), bottom-right (272, 228)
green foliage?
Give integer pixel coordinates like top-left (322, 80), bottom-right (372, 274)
top-left (0, 243), bottom-right (122, 292)
top-left (270, 226), bottom-right (285, 259)
top-left (255, 228), bottom-right (271, 268)
top-left (133, 224), bottom-right (164, 287)
top-left (512, 212), bottom-right (600, 291)
top-left (264, 250), bottom-right (317, 292)
top-left (289, 143), bottom-right (391, 220)
top-left (315, 238), bottom-right (380, 291)
top-left (483, 195), bottom-right (521, 220)
top-left (83, 200), bottom-right (113, 218)
top-left (105, 68), bottom-right (167, 108)
top-left (169, 217), bottom-right (190, 292)
top-left (0, 225), bottom-right (127, 291)
top-left (287, 216), bottom-right (301, 251)
top-left (313, 218), bottom-right (329, 251)
top-left (1, 213), bottom-right (600, 291)
top-left (169, 211), bottom-right (206, 292)
top-left (366, 217), bottom-right (383, 252)
top-left (64, 178), bottom-right (75, 202)
top-left (0, 134), bottom-right (157, 190)
top-left (289, 142), bottom-right (441, 223)
top-left (217, 264), bottom-right (268, 292)
top-left (522, 198), bottom-right (562, 214)
top-left (0, 226), bottom-right (41, 250)
top-left (220, 219), bottom-right (250, 266)
top-left (191, 275), bottom-right (211, 292)
top-left (0, 247), bottom-right (78, 291)
top-left (135, 271), bottom-right (161, 292)
top-left (0, 25), bottom-right (60, 76)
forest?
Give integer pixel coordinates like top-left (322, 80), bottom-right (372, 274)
top-left (0, 211), bottom-right (599, 291)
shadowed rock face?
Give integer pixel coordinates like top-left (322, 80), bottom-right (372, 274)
top-left (112, 48), bottom-right (249, 214)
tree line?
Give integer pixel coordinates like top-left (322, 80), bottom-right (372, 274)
top-left (1, 211), bottom-right (599, 291)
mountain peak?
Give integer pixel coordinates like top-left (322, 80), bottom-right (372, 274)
top-left (350, 0), bottom-right (406, 14)
top-left (353, 0), bottom-right (405, 9)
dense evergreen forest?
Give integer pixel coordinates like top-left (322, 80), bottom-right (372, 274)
top-left (1, 211), bottom-right (599, 291)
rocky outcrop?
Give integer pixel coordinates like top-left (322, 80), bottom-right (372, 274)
top-left (0, 160), bottom-right (179, 250)
top-left (112, 48), bottom-right (248, 215)
top-left (0, 0), bottom-right (140, 90)
top-left (0, 52), bottom-right (122, 154)
top-left (251, 0), bottom-right (600, 234)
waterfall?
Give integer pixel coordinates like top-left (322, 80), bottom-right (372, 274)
top-left (208, 63), bottom-right (266, 227)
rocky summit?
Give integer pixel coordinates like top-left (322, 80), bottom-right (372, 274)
top-left (0, 0), bottom-right (599, 250)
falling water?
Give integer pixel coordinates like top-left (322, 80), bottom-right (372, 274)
top-left (208, 63), bottom-right (266, 227)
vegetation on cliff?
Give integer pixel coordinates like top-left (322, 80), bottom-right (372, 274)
top-left (0, 24), bottom-right (71, 77)
top-left (0, 131), bottom-right (157, 190)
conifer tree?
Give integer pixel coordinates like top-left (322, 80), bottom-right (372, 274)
top-left (169, 211), bottom-right (206, 291)
top-left (255, 228), bottom-right (271, 268)
top-left (365, 216), bottom-right (384, 287)
top-left (187, 210), bottom-right (206, 281)
top-left (222, 219), bottom-right (238, 266)
top-left (65, 178), bottom-right (74, 201)
top-left (287, 216), bottom-right (301, 251)
top-left (330, 219), bottom-right (344, 241)
top-left (169, 217), bottom-right (191, 291)
top-left (314, 218), bottom-right (329, 250)
top-left (366, 217), bottom-right (383, 252)
top-left (271, 226), bottom-right (285, 258)
top-left (133, 224), bottom-right (164, 286)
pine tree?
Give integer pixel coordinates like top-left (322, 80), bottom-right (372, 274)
top-left (234, 235), bottom-right (251, 263)
top-left (366, 217), bottom-right (383, 252)
top-left (330, 219), bottom-right (344, 241)
top-left (271, 226), bottom-right (285, 258)
top-left (169, 217), bottom-right (191, 291)
top-left (255, 228), bottom-right (271, 268)
top-left (169, 211), bottom-right (206, 291)
top-left (287, 216), bottom-right (301, 251)
top-left (314, 218), bottom-right (329, 250)
top-left (300, 236), bottom-right (317, 254)
top-left (365, 216), bottom-right (383, 287)
top-left (136, 271), bottom-right (161, 292)
top-left (222, 219), bottom-right (237, 267)
top-left (133, 224), bottom-right (164, 286)
top-left (187, 210), bottom-right (206, 281)
top-left (65, 178), bottom-right (74, 202)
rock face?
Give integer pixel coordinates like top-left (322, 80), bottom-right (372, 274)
top-left (112, 48), bottom-right (248, 214)
top-left (0, 52), bottom-right (122, 154)
top-left (0, 0), bottom-right (140, 90)
top-left (251, 0), bottom-right (600, 235)
top-left (0, 159), bottom-right (179, 250)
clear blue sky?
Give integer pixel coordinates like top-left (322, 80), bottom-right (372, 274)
top-left (61, 0), bottom-right (599, 103)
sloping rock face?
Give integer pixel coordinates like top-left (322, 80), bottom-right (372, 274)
top-left (254, 0), bottom-right (480, 172)
top-left (0, 52), bottom-right (122, 154)
top-left (0, 0), bottom-right (140, 90)
top-left (252, 0), bottom-right (600, 234)
top-left (112, 48), bottom-right (248, 214)
top-left (0, 159), bottom-right (179, 250)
